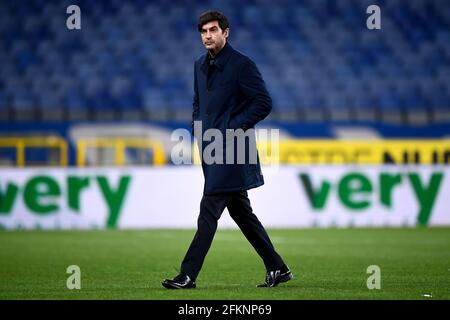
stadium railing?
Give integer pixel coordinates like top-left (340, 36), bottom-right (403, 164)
top-left (0, 136), bottom-right (67, 166)
top-left (76, 138), bottom-right (166, 166)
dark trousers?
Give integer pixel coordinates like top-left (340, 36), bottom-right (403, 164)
top-left (180, 190), bottom-right (285, 281)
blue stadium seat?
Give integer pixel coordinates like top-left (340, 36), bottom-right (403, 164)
top-left (0, 0), bottom-right (448, 124)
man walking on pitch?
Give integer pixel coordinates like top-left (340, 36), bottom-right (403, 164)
top-left (162, 10), bottom-right (292, 289)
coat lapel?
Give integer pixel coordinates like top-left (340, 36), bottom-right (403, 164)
top-left (199, 42), bottom-right (234, 75)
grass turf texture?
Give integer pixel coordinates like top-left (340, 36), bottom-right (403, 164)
top-left (0, 228), bottom-right (449, 299)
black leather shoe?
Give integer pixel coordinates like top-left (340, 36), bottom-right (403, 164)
top-left (162, 273), bottom-right (196, 289)
top-left (257, 267), bottom-right (293, 288)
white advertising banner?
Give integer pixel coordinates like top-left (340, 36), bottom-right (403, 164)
top-left (0, 166), bottom-right (449, 229)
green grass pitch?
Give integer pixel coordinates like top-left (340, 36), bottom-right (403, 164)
top-left (0, 228), bottom-right (449, 299)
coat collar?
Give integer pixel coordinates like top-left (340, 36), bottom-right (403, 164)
top-left (200, 42), bottom-right (233, 74)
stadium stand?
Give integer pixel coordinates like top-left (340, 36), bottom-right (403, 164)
top-left (0, 0), bottom-right (449, 123)
top-left (0, 0), bottom-right (449, 166)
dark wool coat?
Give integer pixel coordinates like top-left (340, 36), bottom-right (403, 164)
top-left (192, 42), bottom-right (272, 195)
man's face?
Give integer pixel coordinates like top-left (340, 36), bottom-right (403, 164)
top-left (200, 21), bottom-right (229, 52)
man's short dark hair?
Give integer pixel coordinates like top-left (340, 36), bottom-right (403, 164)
top-left (197, 10), bottom-right (229, 32)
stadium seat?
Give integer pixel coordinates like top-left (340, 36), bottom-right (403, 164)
top-left (0, 0), bottom-right (448, 125)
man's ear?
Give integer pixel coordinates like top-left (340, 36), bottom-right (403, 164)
top-left (223, 28), bottom-right (229, 39)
